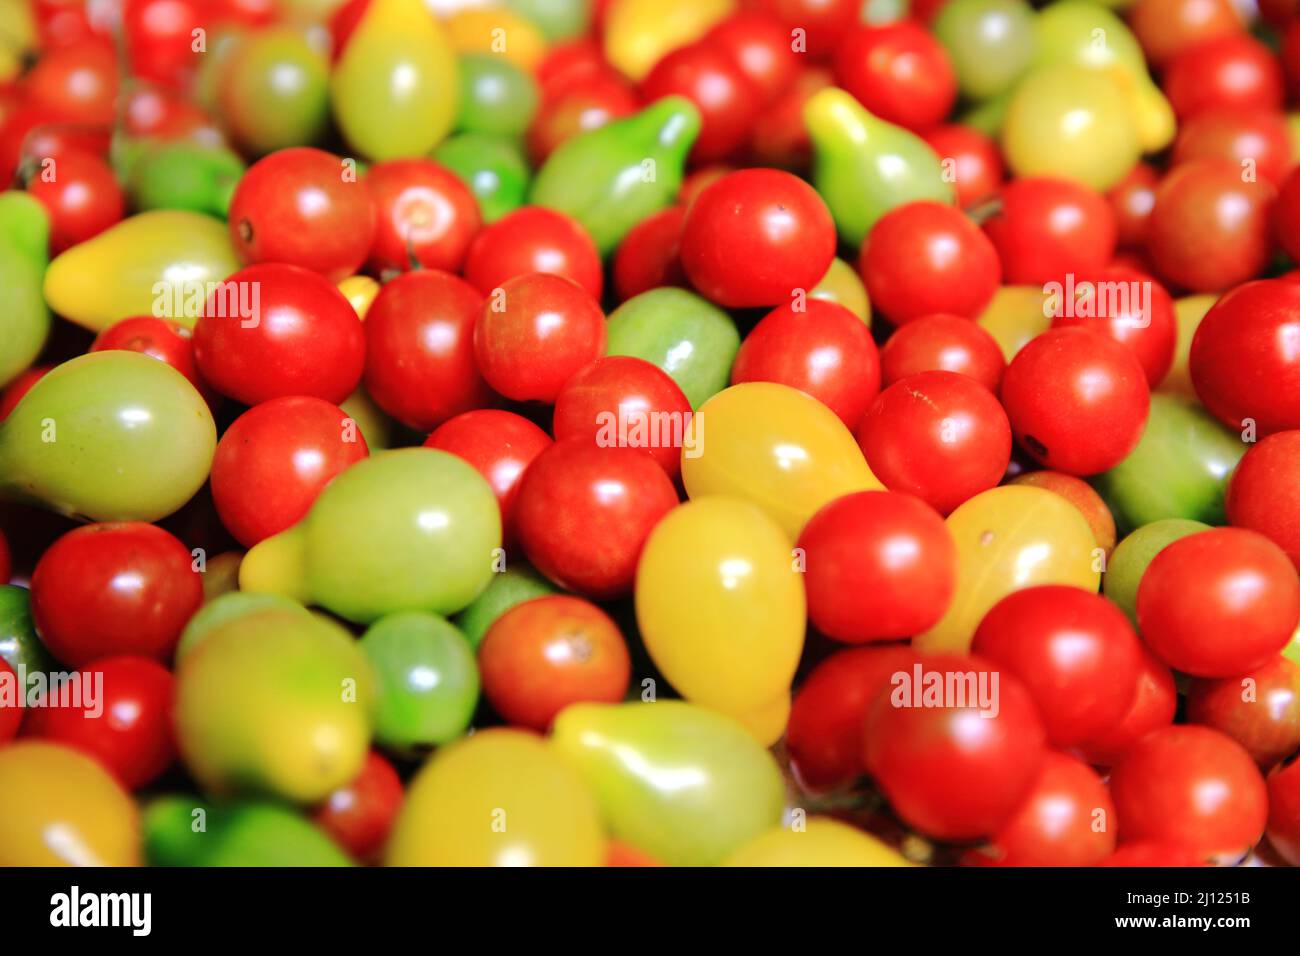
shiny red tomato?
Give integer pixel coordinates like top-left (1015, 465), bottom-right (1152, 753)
top-left (857, 370), bottom-right (1011, 514)
top-left (514, 439), bottom-right (678, 599)
top-left (921, 124), bottom-right (1003, 209)
top-left (0, 366), bottom-right (51, 421)
top-left (705, 11), bottom-right (800, 104)
top-left (312, 750), bottom-right (404, 864)
top-left (678, 166), bottom-right (733, 208)
top-left (1138, 527), bottom-right (1300, 677)
top-left (364, 158), bottom-right (480, 274)
top-left (123, 0), bottom-right (208, 88)
top-left (25, 149), bottom-right (124, 253)
top-left (642, 42), bottom-right (760, 164)
top-left (833, 21), bottom-right (956, 133)
top-left (1099, 842), bottom-right (1211, 866)
top-left (30, 523), bottom-right (203, 666)
top-left (527, 72), bottom-right (638, 164)
top-left (462, 206), bottom-right (603, 301)
top-left (1187, 655), bottom-right (1300, 768)
top-left (759, 0), bottom-right (858, 58)
top-left (1000, 328), bottom-right (1150, 476)
top-left (194, 263), bottom-right (365, 406)
top-left (748, 66), bottom-right (832, 170)
top-left (1110, 725), bottom-right (1268, 861)
top-left (1172, 108), bottom-right (1291, 187)
top-left (982, 178), bottom-right (1117, 286)
top-left (879, 313), bottom-right (1006, 392)
top-left (211, 396), bottom-right (370, 547)
top-left (612, 205), bottom-right (687, 300)
top-left (1164, 34), bottom-right (1284, 120)
top-left (479, 595), bottom-right (631, 731)
top-left (1268, 754), bottom-right (1300, 865)
top-left (362, 269), bottom-right (493, 431)
top-left (23, 37), bottom-right (118, 124)
top-left (1107, 163), bottom-right (1159, 249)
top-left (0, 658), bottom-right (20, 741)
top-left (228, 147), bottom-right (377, 281)
top-left (536, 39), bottom-right (609, 100)
top-left (1227, 430), bottom-right (1300, 569)
top-left (91, 316), bottom-right (214, 405)
top-left (1077, 646), bottom-right (1177, 768)
top-left (123, 83), bottom-right (220, 141)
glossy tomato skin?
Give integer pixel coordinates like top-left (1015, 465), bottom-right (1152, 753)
top-left (857, 370), bottom-right (1011, 515)
top-left (705, 12), bottom-right (801, 104)
top-left (612, 206), bottom-right (688, 301)
top-left (463, 206), bottom-right (603, 301)
top-left (1007, 470), bottom-right (1117, 555)
top-left (22, 655), bottom-right (175, 789)
top-left (194, 263), bottom-right (366, 406)
top-left (364, 158), bottom-right (481, 274)
top-left (91, 316), bottom-right (214, 404)
top-left (25, 149), bottom-right (124, 254)
top-left (1000, 328), bottom-right (1150, 476)
top-left (552, 356), bottom-right (692, 479)
top-left (1164, 35), bottom-right (1284, 120)
top-left (1110, 725), bottom-right (1268, 861)
top-left (797, 491), bottom-right (956, 642)
top-left (210, 396), bottom-right (370, 547)
top-left (123, 0), bottom-right (206, 88)
top-left (921, 125), bottom-right (1003, 209)
top-left (514, 439), bottom-right (678, 599)
top-left (1077, 645), bottom-right (1178, 767)
top-left (1189, 280), bottom-right (1300, 435)
top-left (228, 147), bottom-right (377, 281)
top-left (1137, 527), bottom-right (1300, 678)
top-left (879, 314), bottom-right (1006, 392)
top-left (982, 178), bottom-right (1117, 286)
top-left (1268, 755), bottom-right (1300, 865)
top-left (24, 37), bottom-right (118, 124)
top-left (1187, 655), bottom-right (1300, 768)
top-left (680, 169), bottom-right (836, 308)
top-left (30, 523), bottom-right (203, 667)
top-left (363, 270), bottom-right (493, 431)
top-left (425, 409), bottom-right (552, 545)
top-left (832, 21), bottom-right (956, 133)
top-left (730, 300), bottom-right (880, 428)
top-left (1226, 430), bottom-right (1300, 568)
top-left (1107, 163), bottom-right (1159, 249)
top-left (1172, 108), bottom-right (1292, 187)
top-left (479, 595), bottom-right (631, 731)
top-left (312, 750), bottom-right (404, 864)
top-left (641, 43), bottom-right (760, 164)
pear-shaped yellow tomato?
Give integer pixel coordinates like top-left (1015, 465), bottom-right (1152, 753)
top-left (723, 818), bottom-right (913, 867)
top-left (682, 382), bottom-right (882, 540)
top-left (0, 742), bottom-right (141, 866)
top-left (914, 485), bottom-right (1100, 654)
top-left (330, 0), bottom-right (458, 160)
top-left (446, 8), bottom-right (548, 71)
top-left (42, 210), bottom-right (238, 332)
top-left (729, 692), bottom-right (792, 747)
top-left (636, 497), bottom-right (804, 739)
top-left (1161, 294), bottom-right (1217, 400)
top-left (811, 256), bottom-right (871, 326)
top-left (977, 285), bottom-right (1053, 361)
top-left (386, 728), bottom-right (604, 866)
top-left (603, 0), bottom-right (734, 80)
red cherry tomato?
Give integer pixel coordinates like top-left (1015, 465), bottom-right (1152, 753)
top-left (999, 328), bottom-right (1150, 476)
top-left (678, 166), bottom-right (733, 209)
top-left (123, 82), bottom-right (220, 141)
top-left (1172, 108), bottom-right (1291, 187)
top-left (536, 39), bottom-right (609, 100)
top-left (612, 205), bottom-right (687, 301)
top-left (1107, 163), bottom-right (1159, 249)
top-left (25, 149), bottom-right (124, 254)
top-left (91, 316), bottom-right (214, 405)
top-left (759, 0), bottom-right (859, 59)
top-left (211, 396), bottom-right (370, 547)
top-left (424, 409), bottom-right (553, 545)
top-left (1137, 527), bottom-right (1300, 678)
top-left (796, 490), bottom-right (956, 643)
top-left (23, 37), bottom-right (118, 124)
top-left (364, 158), bottom-right (481, 274)
top-left (228, 147), bottom-right (377, 282)
top-left (194, 263), bottom-right (366, 406)
top-left (514, 439), bottom-right (678, 599)
top-left (479, 595), bottom-right (631, 731)
top-left (680, 168), bottom-right (836, 308)
top-left (1076, 646), bottom-right (1177, 767)
top-left (1099, 842), bottom-right (1211, 866)
top-left (879, 313), bottom-right (1006, 392)
top-left (704, 11), bottom-right (800, 104)
top-left (642, 43), bottom-right (759, 164)
top-left (921, 124), bottom-right (1003, 209)
top-left (527, 73), bottom-right (639, 165)
top-left (1187, 655), bottom-right (1300, 768)
top-left (1226, 430), bottom-right (1300, 569)
top-left (833, 21), bottom-right (956, 133)
top-left (462, 206), bottom-right (603, 301)
top-left (982, 178), bottom-right (1117, 286)
top-left (1110, 725), bottom-right (1268, 861)
top-left (860, 200), bottom-right (1000, 325)
top-left (857, 370), bottom-right (1011, 515)
top-left (1267, 753), bottom-right (1300, 865)
top-left (473, 273), bottom-right (606, 404)
top-left (1129, 0), bottom-right (1244, 68)
top-left (0, 658), bottom-right (21, 741)
top-left (1272, 163), bottom-right (1300, 266)
top-left (123, 0), bottom-right (209, 88)
top-left (786, 643), bottom-right (920, 791)
top-left (0, 366), bottom-right (51, 421)
top-left (312, 750), bottom-right (404, 864)
top-left (23, 655), bottom-right (175, 789)
top-left (30, 523), bottom-right (203, 667)
top-left (362, 269), bottom-right (493, 431)
top-left (730, 299), bottom-right (881, 428)
top-left (748, 66), bottom-right (832, 171)
top-left (1164, 34), bottom-right (1284, 121)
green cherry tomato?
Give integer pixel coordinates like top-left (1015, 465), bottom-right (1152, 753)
top-left (455, 53), bottom-right (539, 138)
top-left (0, 191), bottom-right (50, 386)
top-left (1102, 518), bottom-right (1211, 626)
top-left (125, 142), bottom-right (246, 218)
top-left (175, 590), bottom-right (311, 663)
top-left (217, 26), bottom-right (330, 155)
top-left (145, 795), bottom-right (353, 867)
top-left (453, 563), bottom-right (557, 648)
top-left (433, 132), bottom-right (530, 223)
top-left (932, 0), bottom-right (1037, 101)
top-left (0, 585), bottom-right (56, 676)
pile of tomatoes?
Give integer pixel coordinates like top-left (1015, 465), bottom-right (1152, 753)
top-left (0, 0), bottom-right (1299, 869)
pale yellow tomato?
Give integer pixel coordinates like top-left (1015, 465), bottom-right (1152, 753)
top-left (977, 285), bottom-right (1053, 362)
top-left (603, 0), bottom-right (734, 80)
top-left (337, 274), bottom-right (380, 319)
top-left (810, 256), bottom-right (871, 326)
top-left (723, 818), bottom-right (913, 867)
top-left (1161, 294), bottom-right (1218, 400)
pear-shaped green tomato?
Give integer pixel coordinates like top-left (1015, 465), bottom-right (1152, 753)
top-left (0, 352), bottom-right (216, 523)
top-left (174, 608), bottom-right (374, 803)
top-left (455, 54), bottom-right (539, 138)
top-left (1093, 394), bottom-right (1246, 533)
top-left (126, 142), bottom-right (246, 218)
top-left (144, 795), bottom-right (354, 866)
top-left (218, 26), bottom-right (330, 155)
top-left (530, 96), bottom-right (700, 255)
top-left (606, 287), bottom-right (740, 409)
top-left (551, 701), bottom-right (786, 866)
top-left (454, 563), bottom-right (557, 648)
top-left (805, 87), bottom-right (954, 245)
top-left (932, 0), bottom-right (1037, 101)
top-left (1102, 519), bottom-right (1210, 627)
top-left (0, 585), bottom-right (57, 676)
top-left (174, 590), bottom-right (311, 663)
top-left (330, 0), bottom-right (459, 160)
top-left (0, 192), bottom-right (51, 386)
top-left (506, 0), bottom-right (591, 40)
top-left (42, 210), bottom-right (239, 331)
top-left (433, 132), bottom-right (530, 223)
top-left (0, 189), bottom-right (50, 267)
top-left (240, 448), bottom-right (501, 623)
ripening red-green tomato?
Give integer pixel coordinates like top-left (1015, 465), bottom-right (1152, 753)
top-left (463, 206), bottom-right (603, 300)
top-left (1110, 725), bottom-right (1268, 862)
top-left (228, 147), bottom-right (377, 281)
top-left (362, 270), bottom-right (493, 431)
top-left (920, 124), bottom-right (1003, 209)
top-left (982, 178), bottom-right (1117, 286)
top-left (527, 72), bottom-right (639, 165)
top-left (1000, 328), bottom-right (1150, 476)
top-left (1226, 430), bottom-right (1300, 569)
top-left (1163, 34), bottom-right (1284, 120)
top-left (730, 300), bottom-right (881, 428)
top-left (879, 314), bottom-right (1006, 392)
top-left (22, 655), bottom-right (174, 790)
top-left (473, 273), bottom-right (607, 404)
top-left (552, 356), bottom-right (693, 479)
top-left (364, 158), bottom-right (481, 274)
top-left (1077, 644), bottom-right (1177, 768)
top-left (312, 750), bottom-right (403, 864)
top-left (0, 658), bottom-right (20, 741)
top-left (1187, 655), bottom-right (1300, 768)
top-left (612, 205), bottom-right (687, 301)
top-left (193, 263), bottom-right (366, 406)
top-left (1172, 108), bottom-right (1292, 187)
top-left (210, 396), bottom-right (370, 547)
top-left (1129, 0), bottom-right (1244, 68)
top-left (705, 11), bottom-right (800, 104)
top-left (25, 149), bottom-right (124, 254)
top-left (972, 586), bottom-right (1143, 747)
top-left (680, 168), bottom-right (836, 309)
top-left (797, 491), bottom-right (956, 643)
top-left (1137, 528), bottom-right (1300, 678)
top-left (1267, 754), bottom-right (1300, 865)
top-left (863, 653), bottom-right (1048, 841)
top-left (91, 316), bottom-right (214, 405)
top-left (832, 21), bottom-right (956, 133)
top-left (31, 523), bottom-right (203, 666)
top-left (857, 370), bottom-right (1011, 515)
top-left (515, 439), bottom-right (679, 599)
top-left (641, 42), bottom-right (760, 164)
top-left (479, 596), bottom-right (631, 731)
top-left (1107, 163), bottom-right (1159, 249)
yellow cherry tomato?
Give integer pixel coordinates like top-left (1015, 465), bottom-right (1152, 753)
top-left (913, 485), bottom-right (1100, 655)
top-left (1161, 294), bottom-right (1218, 400)
top-left (340, 386), bottom-right (395, 450)
top-left (445, 8), bottom-right (548, 71)
top-left (810, 256), bottom-right (872, 326)
top-left (723, 818), bottom-right (913, 867)
top-left (386, 728), bottom-right (604, 866)
top-left (977, 285), bottom-right (1053, 362)
top-left (337, 274), bottom-right (380, 318)
top-left (603, 0), bottom-right (734, 81)
top-left (0, 742), bottom-right (141, 866)
top-left (682, 382), bottom-right (883, 540)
